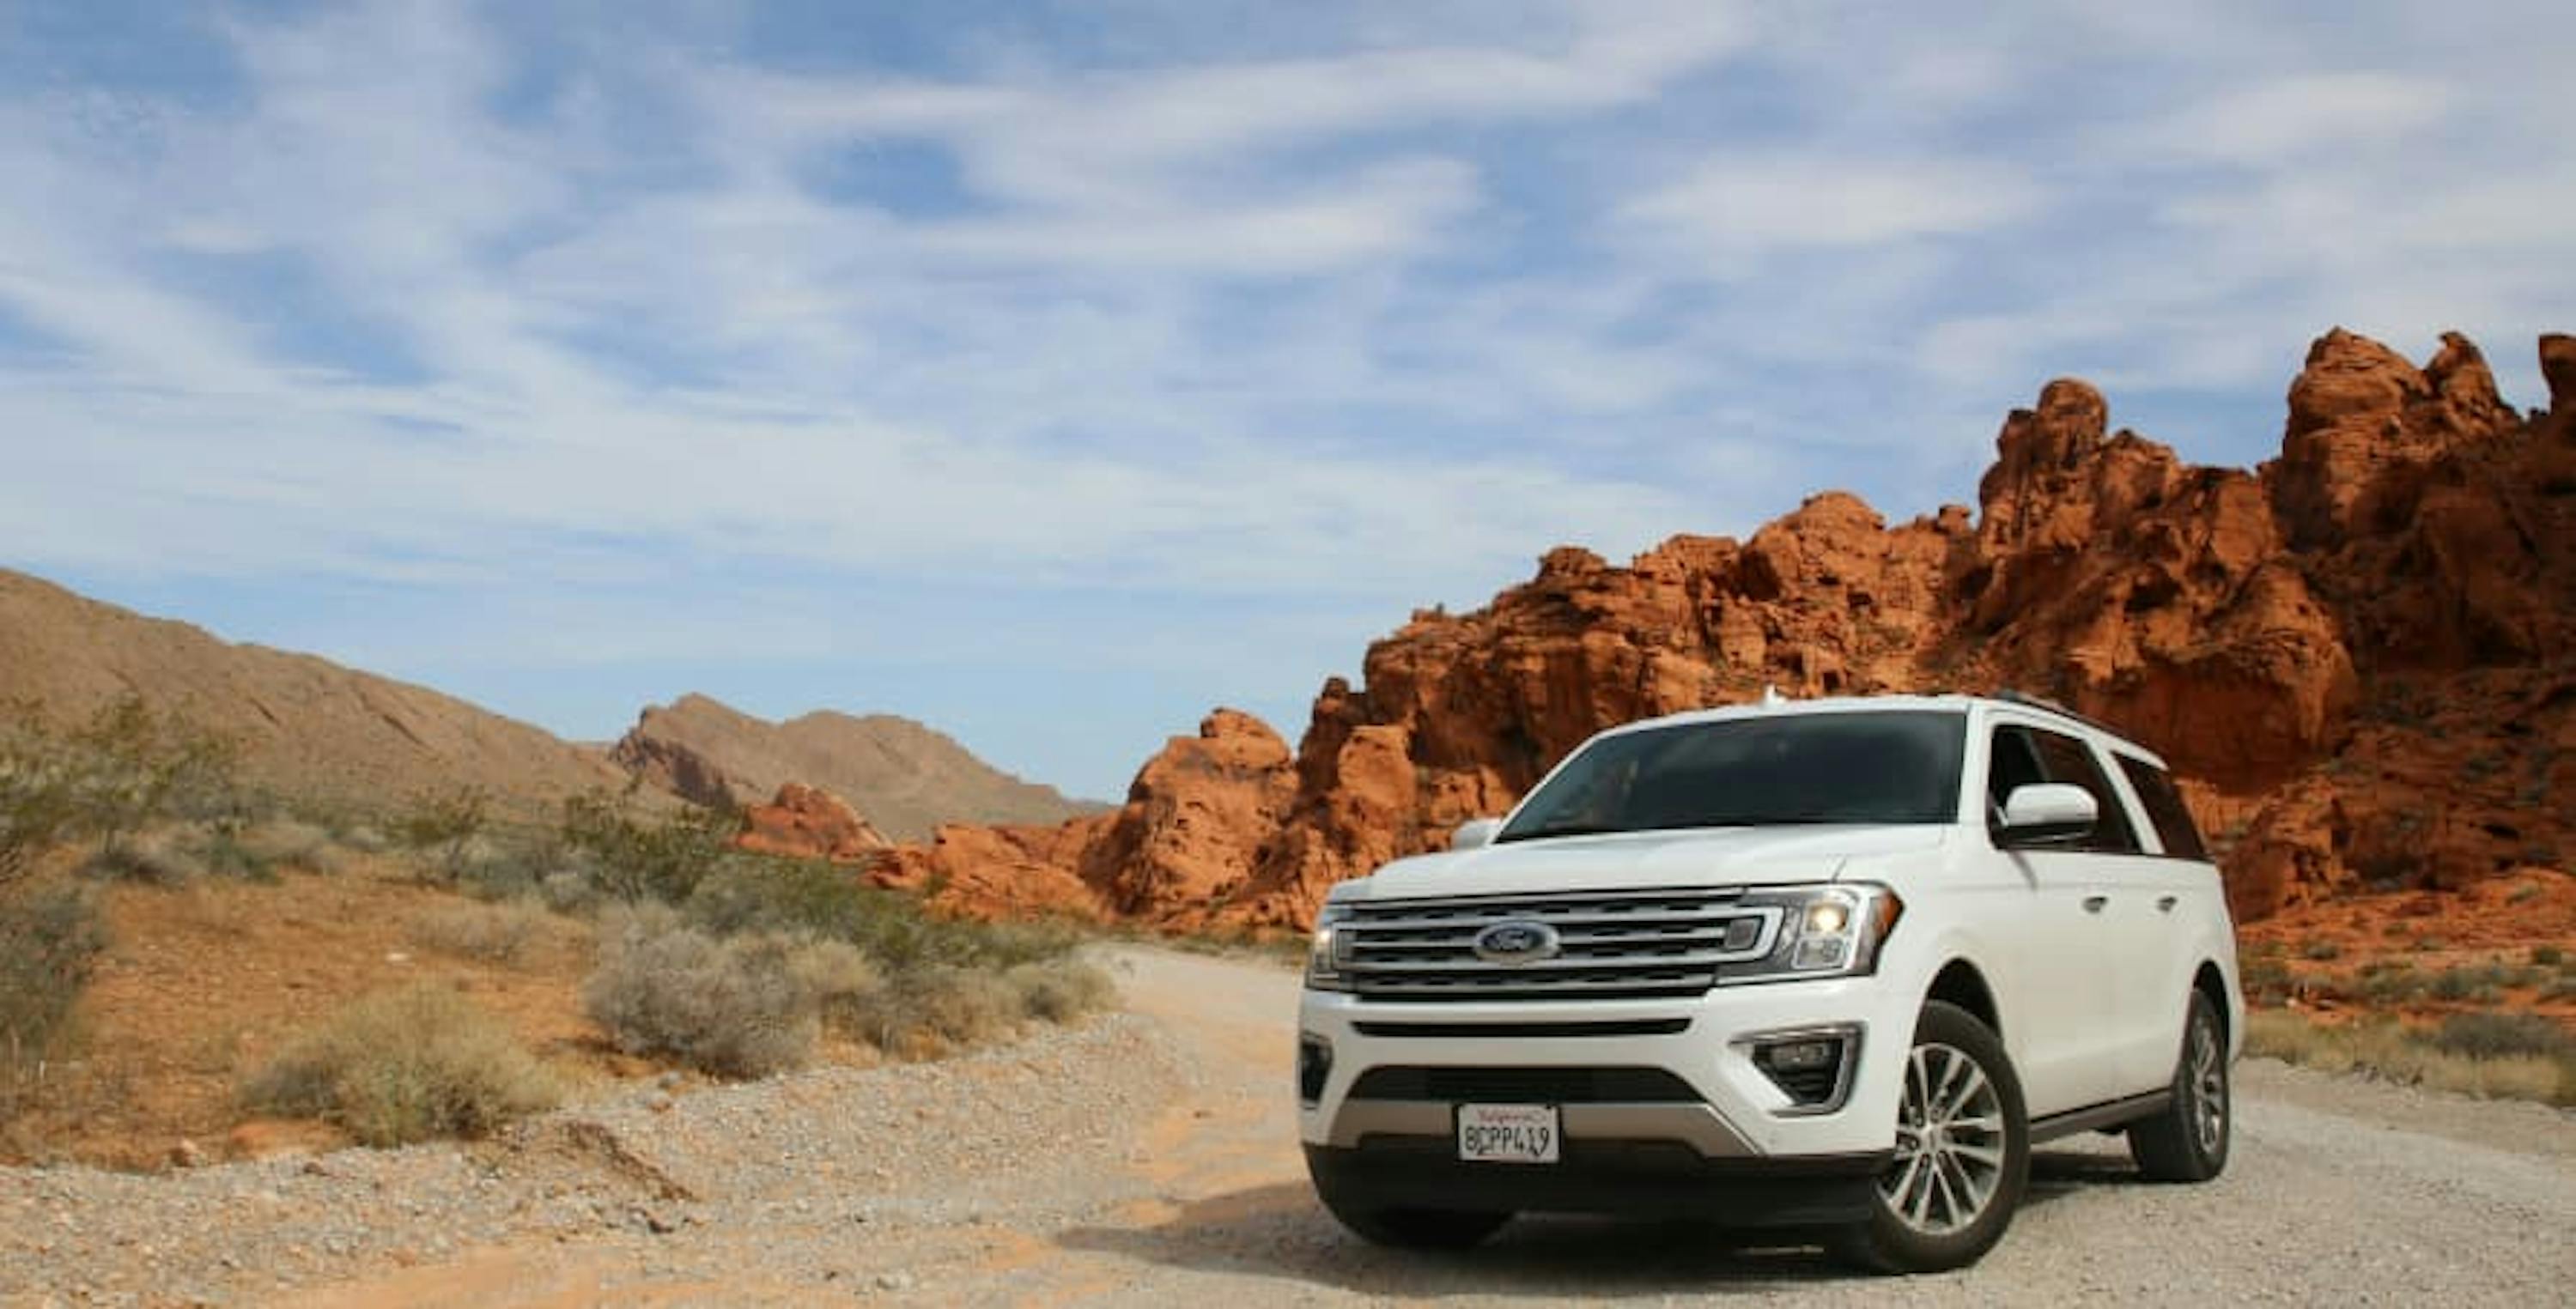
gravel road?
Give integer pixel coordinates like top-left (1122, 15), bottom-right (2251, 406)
top-left (6, 946), bottom-right (2573, 1306)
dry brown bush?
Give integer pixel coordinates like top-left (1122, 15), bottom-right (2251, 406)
top-left (240, 983), bottom-right (561, 1146)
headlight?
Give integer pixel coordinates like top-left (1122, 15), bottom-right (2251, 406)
top-left (1714, 883), bottom-right (1903, 985)
top-left (1305, 903), bottom-right (1355, 991)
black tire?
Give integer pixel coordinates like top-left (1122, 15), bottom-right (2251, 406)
top-left (1312, 1189), bottom-right (1511, 1250)
top-left (2129, 990), bottom-right (2231, 1183)
top-left (1833, 1000), bottom-right (2031, 1275)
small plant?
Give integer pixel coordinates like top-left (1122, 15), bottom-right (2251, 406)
top-left (240, 983), bottom-right (560, 1146)
top-left (2532, 945), bottom-right (2566, 968)
top-left (559, 792), bottom-right (732, 906)
top-left (410, 900), bottom-right (551, 965)
top-left (79, 831), bottom-right (209, 885)
top-left (2300, 939), bottom-right (2343, 962)
top-left (1, 884), bottom-right (109, 1117)
top-left (583, 907), bottom-right (816, 1077)
top-left (399, 786), bottom-right (492, 885)
top-left (2429, 1012), bottom-right (2576, 1061)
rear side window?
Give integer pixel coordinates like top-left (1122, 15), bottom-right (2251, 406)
top-left (2115, 755), bottom-right (2209, 861)
top-left (1989, 725), bottom-right (2143, 854)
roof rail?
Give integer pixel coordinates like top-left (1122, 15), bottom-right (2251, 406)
top-left (1993, 688), bottom-right (2126, 736)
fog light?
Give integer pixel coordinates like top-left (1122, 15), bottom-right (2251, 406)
top-left (1297, 1033), bottom-right (1333, 1104)
top-left (1765, 1039), bottom-right (1839, 1071)
top-left (1744, 1026), bottom-right (1861, 1114)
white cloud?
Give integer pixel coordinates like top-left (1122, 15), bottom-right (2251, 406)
top-left (2129, 72), bottom-right (2453, 165)
top-left (1619, 155), bottom-right (2045, 272)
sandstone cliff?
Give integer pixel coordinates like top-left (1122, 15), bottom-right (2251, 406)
top-left (896, 330), bottom-right (2576, 928)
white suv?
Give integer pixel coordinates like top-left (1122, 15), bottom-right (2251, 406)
top-left (1297, 693), bottom-right (2240, 1273)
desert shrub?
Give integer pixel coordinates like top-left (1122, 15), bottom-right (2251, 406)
top-left (234, 818), bottom-right (347, 875)
top-left (786, 937), bottom-right (888, 1037)
top-left (2300, 939), bottom-right (2343, 962)
top-left (2532, 944), bottom-right (2566, 968)
top-left (2239, 956), bottom-right (2294, 1003)
top-left (0, 885), bottom-right (110, 1112)
top-left (584, 907), bottom-right (816, 1077)
top-left (559, 793), bottom-right (732, 906)
top-left (2359, 962), bottom-right (2427, 1005)
top-left (240, 983), bottom-right (559, 1145)
top-left (64, 698), bottom-right (239, 853)
top-left (2247, 1010), bottom-right (2574, 1107)
top-left (0, 715), bottom-right (80, 890)
top-left (411, 900), bottom-right (551, 965)
top-left (398, 786), bottom-right (492, 884)
top-left (1006, 957), bottom-right (1118, 1023)
top-left (79, 831), bottom-right (210, 885)
top-left (2429, 1012), bottom-right (2576, 1061)
top-left (337, 823), bottom-right (392, 855)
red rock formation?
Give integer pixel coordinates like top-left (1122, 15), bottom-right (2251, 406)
top-left (894, 330), bottom-right (2576, 931)
top-left (732, 783), bottom-right (891, 862)
top-left (870, 818), bottom-right (1111, 922)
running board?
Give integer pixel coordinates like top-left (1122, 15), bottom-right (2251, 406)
top-left (2029, 1090), bottom-right (2170, 1143)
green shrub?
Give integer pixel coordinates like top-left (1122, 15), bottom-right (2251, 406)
top-left (2430, 1012), bottom-right (2576, 1061)
top-left (2533, 944), bottom-right (2566, 968)
top-left (0, 716), bottom-right (80, 890)
top-left (559, 793), bottom-right (732, 905)
top-left (240, 983), bottom-right (560, 1145)
top-left (79, 831), bottom-right (209, 885)
top-left (583, 907), bottom-right (816, 1077)
top-left (398, 786), bottom-right (491, 885)
top-left (2300, 939), bottom-right (2343, 962)
top-left (0, 884), bottom-right (110, 1113)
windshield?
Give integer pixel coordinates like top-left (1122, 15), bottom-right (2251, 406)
top-left (1494, 710), bottom-right (1966, 842)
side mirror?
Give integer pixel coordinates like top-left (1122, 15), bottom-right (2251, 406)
top-left (1450, 817), bottom-right (1504, 851)
top-left (1996, 783), bottom-right (2097, 848)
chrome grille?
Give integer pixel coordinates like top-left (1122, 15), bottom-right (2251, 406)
top-left (1338, 888), bottom-right (1778, 1002)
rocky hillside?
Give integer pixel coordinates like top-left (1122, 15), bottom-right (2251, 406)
top-left (0, 568), bottom-right (631, 809)
top-left (883, 329), bottom-right (2576, 929)
top-left (610, 694), bottom-right (1099, 842)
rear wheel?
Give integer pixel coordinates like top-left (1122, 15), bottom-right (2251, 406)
top-left (1834, 1000), bottom-right (2030, 1274)
top-left (2129, 991), bottom-right (2231, 1182)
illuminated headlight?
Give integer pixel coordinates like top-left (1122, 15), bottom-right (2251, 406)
top-left (1715, 883), bottom-right (1903, 985)
top-left (1305, 904), bottom-right (1356, 991)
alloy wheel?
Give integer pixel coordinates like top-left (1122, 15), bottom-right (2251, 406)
top-left (1880, 1040), bottom-right (2008, 1237)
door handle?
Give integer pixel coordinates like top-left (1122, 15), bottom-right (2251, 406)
top-left (2157, 895), bottom-right (2178, 913)
top-left (2082, 895), bottom-right (2108, 914)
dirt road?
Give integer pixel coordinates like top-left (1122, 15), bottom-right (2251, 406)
top-left (8, 946), bottom-right (2574, 1306)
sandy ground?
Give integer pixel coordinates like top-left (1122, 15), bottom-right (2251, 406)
top-left (8, 945), bottom-right (2575, 1306)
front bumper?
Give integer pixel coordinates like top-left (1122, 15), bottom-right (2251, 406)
top-left (1305, 1142), bottom-right (1888, 1225)
top-left (1297, 973), bottom-right (1917, 1208)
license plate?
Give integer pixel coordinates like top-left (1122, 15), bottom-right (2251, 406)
top-left (1456, 1103), bottom-right (1560, 1163)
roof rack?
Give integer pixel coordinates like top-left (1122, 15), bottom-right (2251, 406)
top-left (1993, 688), bottom-right (2125, 736)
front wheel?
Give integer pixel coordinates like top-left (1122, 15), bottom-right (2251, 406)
top-left (1834, 1000), bottom-right (2031, 1275)
top-left (2128, 990), bottom-right (2230, 1182)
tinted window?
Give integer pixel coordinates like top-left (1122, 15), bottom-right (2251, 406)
top-left (2116, 755), bottom-right (2208, 860)
top-left (2019, 728), bottom-right (2142, 853)
top-left (1497, 711), bottom-right (1965, 842)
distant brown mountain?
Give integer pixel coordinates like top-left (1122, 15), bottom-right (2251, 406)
top-left (610, 694), bottom-right (1102, 841)
top-left (0, 567), bottom-right (631, 810)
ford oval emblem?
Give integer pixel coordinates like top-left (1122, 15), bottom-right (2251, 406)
top-left (1473, 919), bottom-right (1562, 966)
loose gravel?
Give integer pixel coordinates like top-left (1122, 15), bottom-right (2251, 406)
top-left (4, 948), bottom-right (2572, 1306)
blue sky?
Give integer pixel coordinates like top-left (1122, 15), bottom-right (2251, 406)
top-left (3, 1), bottom-right (2570, 801)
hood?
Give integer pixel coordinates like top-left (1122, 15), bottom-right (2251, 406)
top-left (1347, 824), bottom-right (1953, 902)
